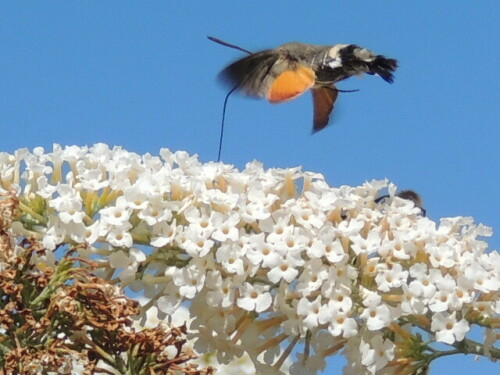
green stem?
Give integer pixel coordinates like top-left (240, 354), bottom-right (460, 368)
top-left (19, 201), bottom-right (47, 225)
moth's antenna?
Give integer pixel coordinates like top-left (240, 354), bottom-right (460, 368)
top-left (207, 36), bottom-right (253, 55)
top-left (209, 36), bottom-right (253, 162)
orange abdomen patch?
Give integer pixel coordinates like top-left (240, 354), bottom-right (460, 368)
top-left (267, 65), bottom-right (315, 103)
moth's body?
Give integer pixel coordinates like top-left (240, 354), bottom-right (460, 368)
top-left (219, 42), bottom-right (398, 132)
top-left (375, 190), bottom-right (426, 217)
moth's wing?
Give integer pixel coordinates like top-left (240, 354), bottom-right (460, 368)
top-left (311, 86), bottom-right (339, 133)
top-left (218, 49), bottom-right (281, 98)
top-left (218, 50), bottom-right (315, 102)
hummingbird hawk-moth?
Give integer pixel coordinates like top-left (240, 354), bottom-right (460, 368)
top-left (216, 40), bottom-right (398, 132)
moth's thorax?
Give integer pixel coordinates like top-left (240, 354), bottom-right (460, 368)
top-left (276, 43), bottom-right (373, 71)
top-left (277, 42), bottom-right (327, 64)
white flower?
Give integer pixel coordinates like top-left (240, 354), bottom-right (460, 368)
top-left (205, 270), bottom-right (236, 308)
top-left (106, 223), bottom-right (133, 248)
top-left (308, 226), bottom-right (346, 263)
top-left (76, 166), bottom-right (109, 191)
top-left (239, 188), bottom-right (276, 223)
top-left (137, 197), bottom-right (174, 226)
top-left (245, 233), bottom-right (280, 268)
top-left (361, 334), bottom-right (395, 373)
top-left (216, 241), bottom-right (245, 275)
top-left (351, 230), bottom-right (381, 256)
top-left (184, 206), bottom-right (214, 236)
top-left (83, 220), bottom-right (105, 245)
top-left (375, 262), bottom-right (408, 292)
top-left (297, 295), bottom-right (323, 329)
top-left (431, 311), bottom-right (470, 344)
top-left (360, 291), bottom-right (393, 330)
top-left (337, 218), bottom-right (364, 237)
top-left (320, 264), bottom-right (358, 297)
top-left (264, 213), bottom-right (292, 243)
top-left (237, 283), bottom-right (272, 313)
top-left (42, 216), bottom-right (66, 250)
top-left (181, 226), bottom-right (215, 258)
top-left (290, 201), bottom-right (325, 230)
top-left (172, 264), bottom-right (206, 299)
top-left (267, 253), bottom-right (303, 283)
top-left (464, 262), bottom-right (500, 293)
top-left (100, 196), bottom-right (132, 226)
top-left (322, 285), bottom-right (353, 312)
top-left (319, 301), bottom-right (358, 337)
top-left (157, 283), bottom-right (183, 314)
top-left (296, 259), bottom-right (328, 297)
top-left (408, 265), bottom-right (438, 299)
top-left (50, 191), bottom-right (85, 225)
top-left (150, 219), bottom-right (177, 247)
top-left (211, 212), bottom-right (241, 242)
top-left (273, 226), bottom-right (310, 256)
top-left (400, 283), bottom-right (427, 315)
top-left (427, 241), bottom-right (456, 268)
top-left (123, 185), bottom-right (149, 210)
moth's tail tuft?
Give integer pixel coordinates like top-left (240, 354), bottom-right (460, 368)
top-left (367, 56), bottom-right (398, 83)
top-left (332, 45), bottom-right (398, 84)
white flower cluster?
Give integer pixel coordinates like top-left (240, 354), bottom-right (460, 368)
top-left (1, 144), bottom-right (498, 374)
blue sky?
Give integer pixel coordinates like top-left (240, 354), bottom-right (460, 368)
top-left (1, 2), bottom-right (498, 373)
